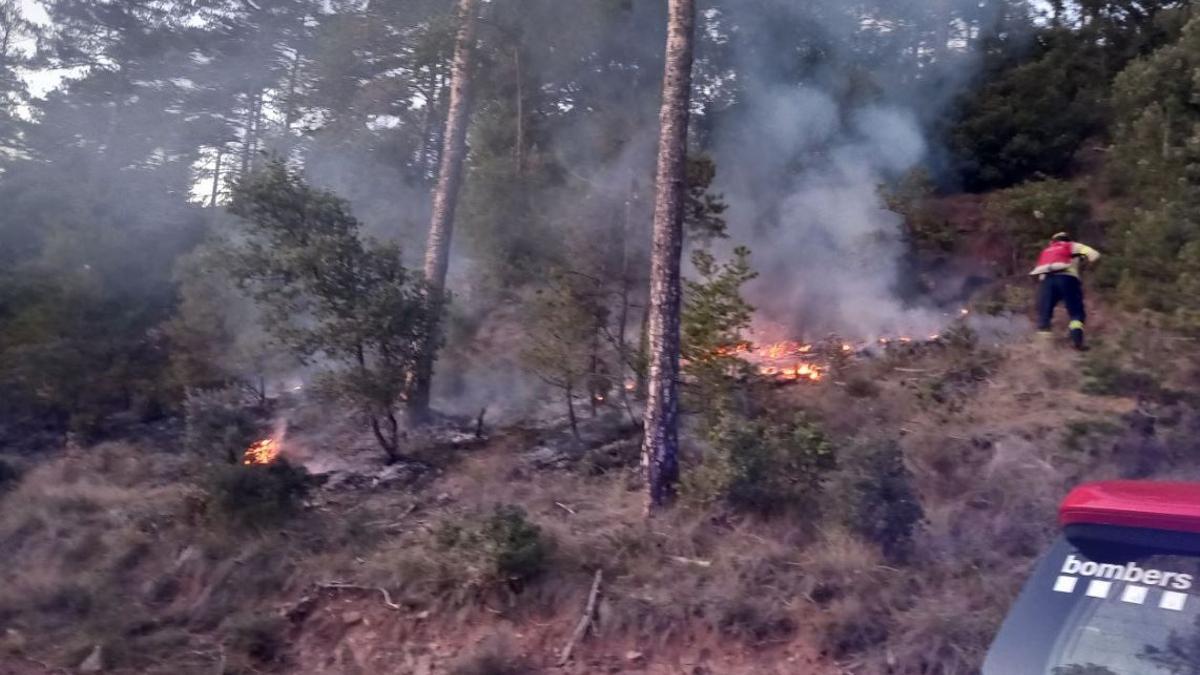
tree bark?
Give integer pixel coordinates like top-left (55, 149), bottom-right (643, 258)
top-left (409, 0), bottom-right (479, 423)
top-left (641, 0), bottom-right (695, 515)
top-left (617, 178), bottom-right (640, 426)
top-left (566, 379), bottom-right (581, 442)
top-left (210, 147), bottom-right (223, 208)
top-left (514, 46), bottom-right (525, 173)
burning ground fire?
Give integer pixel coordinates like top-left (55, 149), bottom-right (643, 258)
top-left (733, 308), bottom-right (972, 385)
top-left (242, 438), bottom-right (281, 466)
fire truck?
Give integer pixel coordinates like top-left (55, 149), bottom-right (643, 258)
top-left (983, 482), bottom-right (1200, 674)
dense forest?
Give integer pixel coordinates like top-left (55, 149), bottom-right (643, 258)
top-left (4, 0), bottom-right (1200, 673)
top-left (5, 0), bottom-right (1190, 443)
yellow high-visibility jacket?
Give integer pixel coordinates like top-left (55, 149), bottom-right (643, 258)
top-left (1030, 242), bottom-right (1101, 279)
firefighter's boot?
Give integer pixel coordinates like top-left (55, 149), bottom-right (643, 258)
top-left (1069, 321), bottom-right (1087, 351)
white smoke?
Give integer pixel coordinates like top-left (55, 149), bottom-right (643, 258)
top-left (709, 2), bottom-right (1007, 340)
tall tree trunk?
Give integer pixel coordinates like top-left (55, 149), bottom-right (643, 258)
top-left (566, 380), bottom-right (581, 442)
top-left (641, 0), bottom-right (695, 516)
top-left (283, 49), bottom-right (302, 133)
top-left (409, 0), bottom-right (478, 422)
top-left (210, 147), bottom-right (223, 208)
top-left (617, 178), bottom-right (640, 426)
top-left (418, 68), bottom-right (439, 179)
top-left (514, 46), bottom-right (525, 173)
top-left (0, 23), bottom-right (12, 73)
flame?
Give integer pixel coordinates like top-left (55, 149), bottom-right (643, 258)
top-left (960, 308), bottom-right (970, 316)
top-left (242, 438), bottom-right (280, 466)
top-left (624, 379), bottom-right (637, 391)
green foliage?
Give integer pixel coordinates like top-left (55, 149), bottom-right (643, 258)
top-left (831, 442), bottom-right (924, 562)
top-left (208, 461), bottom-right (313, 530)
top-left (1106, 16), bottom-right (1200, 318)
top-left (685, 156), bottom-right (730, 243)
top-left (167, 243), bottom-right (291, 396)
top-left (183, 387), bottom-right (264, 464)
top-left (883, 168), bottom-right (955, 251)
top-left (521, 269), bottom-right (612, 433)
top-left (953, 31), bottom-right (1108, 190)
top-left (684, 411), bottom-right (835, 515)
top-left (681, 246), bottom-right (758, 417)
top-left (227, 161), bottom-right (436, 461)
top-left (436, 506), bottom-right (550, 589)
top-left (1081, 351), bottom-right (1166, 399)
top-left (985, 179), bottom-right (1090, 273)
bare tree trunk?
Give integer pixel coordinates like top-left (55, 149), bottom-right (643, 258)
top-left (283, 48), bottom-right (302, 133)
top-left (641, 0), bottom-right (695, 516)
top-left (239, 90), bottom-right (259, 177)
top-left (0, 22), bottom-right (12, 73)
top-left (566, 380), bottom-right (581, 442)
top-left (617, 178), bottom-right (640, 426)
top-left (635, 300), bottom-right (650, 401)
top-left (418, 68), bottom-right (439, 179)
top-left (409, 0), bottom-right (479, 423)
top-left (248, 90), bottom-right (263, 168)
top-left (210, 148), bottom-right (223, 208)
top-left (514, 46), bottom-right (525, 173)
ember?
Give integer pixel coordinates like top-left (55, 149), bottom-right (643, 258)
top-left (242, 438), bottom-right (280, 466)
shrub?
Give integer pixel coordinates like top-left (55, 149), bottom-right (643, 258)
top-left (821, 597), bottom-right (891, 660)
top-left (450, 636), bottom-right (533, 675)
top-left (845, 377), bottom-right (880, 398)
top-left (985, 179), bottom-right (1089, 274)
top-left (208, 461), bottom-right (312, 529)
top-left (683, 411), bottom-right (835, 515)
top-left (1081, 352), bottom-right (1167, 400)
top-left (184, 387), bottom-right (264, 464)
top-left (832, 442), bottom-right (924, 563)
top-left (436, 506), bottom-right (550, 590)
top-left (225, 614), bottom-right (286, 666)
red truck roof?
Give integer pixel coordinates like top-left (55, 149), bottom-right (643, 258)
top-left (1061, 481), bottom-right (1200, 535)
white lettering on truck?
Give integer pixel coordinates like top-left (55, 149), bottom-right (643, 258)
top-left (1062, 555), bottom-right (1194, 591)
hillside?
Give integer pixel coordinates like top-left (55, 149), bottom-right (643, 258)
top-left (7, 1), bottom-right (1200, 674)
top-left (3, 292), bottom-right (1196, 674)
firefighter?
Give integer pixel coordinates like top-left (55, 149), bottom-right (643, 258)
top-left (1030, 232), bottom-right (1101, 350)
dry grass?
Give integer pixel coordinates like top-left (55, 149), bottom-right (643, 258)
top-left (4, 307), bottom-right (1200, 674)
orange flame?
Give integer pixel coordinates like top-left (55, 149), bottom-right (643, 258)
top-left (242, 439), bottom-right (280, 466)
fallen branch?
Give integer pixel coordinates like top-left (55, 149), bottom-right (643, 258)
top-left (317, 582), bottom-right (402, 610)
top-left (558, 569), bottom-right (603, 666)
top-left (555, 501), bottom-right (577, 516)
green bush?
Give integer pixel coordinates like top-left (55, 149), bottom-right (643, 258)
top-left (436, 506), bottom-right (550, 589)
top-left (184, 387), bottom-right (263, 464)
top-left (833, 442), bottom-right (924, 563)
top-left (1081, 354), bottom-right (1164, 399)
top-left (208, 461), bottom-right (312, 529)
top-left (985, 179), bottom-right (1089, 275)
top-left (683, 412), bottom-right (835, 515)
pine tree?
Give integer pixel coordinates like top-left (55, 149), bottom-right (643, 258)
top-left (642, 0), bottom-right (697, 515)
top-left (411, 0), bottom-right (479, 422)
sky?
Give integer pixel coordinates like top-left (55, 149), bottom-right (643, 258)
top-left (15, 0), bottom-right (60, 99)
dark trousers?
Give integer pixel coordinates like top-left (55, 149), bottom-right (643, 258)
top-left (1037, 274), bottom-right (1086, 331)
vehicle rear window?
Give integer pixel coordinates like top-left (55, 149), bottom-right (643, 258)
top-left (984, 537), bottom-right (1200, 674)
